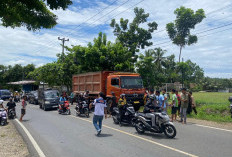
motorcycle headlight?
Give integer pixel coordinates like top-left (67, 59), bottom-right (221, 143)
top-left (45, 101), bottom-right (50, 104)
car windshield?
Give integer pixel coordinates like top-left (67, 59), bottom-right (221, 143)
top-left (45, 91), bottom-right (59, 99)
top-left (120, 76), bottom-right (143, 89)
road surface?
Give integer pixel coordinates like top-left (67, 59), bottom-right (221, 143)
top-left (13, 102), bottom-right (232, 157)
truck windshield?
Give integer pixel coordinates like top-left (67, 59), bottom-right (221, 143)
top-left (120, 76), bottom-right (143, 89)
top-left (45, 91), bottom-right (59, 99)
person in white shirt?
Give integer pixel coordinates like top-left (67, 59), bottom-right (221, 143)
top-left (89, 92), bottom-right (107, 136)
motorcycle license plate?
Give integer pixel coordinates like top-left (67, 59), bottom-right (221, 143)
top-left (134, 101), bottom-right (139, 104)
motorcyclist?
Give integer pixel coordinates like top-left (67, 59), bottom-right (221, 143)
top-left (6, 98), bottom-right (16, 116)
top-left (59, 94), bottom-right (67, 111)
top-left (143, 94), bottom-right (158, 129)
top-left (118, 94), bottom-right (127, 124)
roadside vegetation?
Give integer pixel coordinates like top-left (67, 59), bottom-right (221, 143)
top-left (189, 92), bottom-right (232, 122)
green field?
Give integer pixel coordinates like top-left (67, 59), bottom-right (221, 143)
top-left (193, 92), bottom-right (231, 106)
top-left (189, 92), bottom-right (232, 122)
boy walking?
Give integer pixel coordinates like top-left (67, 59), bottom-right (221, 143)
top-left (90, 92), bottom-right (107, 136)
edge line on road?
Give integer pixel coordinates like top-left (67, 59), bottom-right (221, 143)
top-left (70, 115), bottom-right (198, 157)
top-left (15, 119), bottom-right (46, 157)
top-left (195, 124), bottom-right (232, 133)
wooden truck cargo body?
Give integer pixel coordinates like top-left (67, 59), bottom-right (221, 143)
top-left (72, 71), bottom-right (145, 109)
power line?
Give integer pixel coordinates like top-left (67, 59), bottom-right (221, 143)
top-left (30, 0), bottom-right (121, 54)
top-left (152, 4), bottom-right (232, 35)
top-left (73, 0), bottom-right (145, 41)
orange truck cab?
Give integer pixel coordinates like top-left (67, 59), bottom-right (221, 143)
top-left (72, 71), bottom-right (145, 111)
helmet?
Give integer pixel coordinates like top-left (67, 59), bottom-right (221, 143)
top-left (120, 94), bottom-right (126, 98)
top-left (149, 94), bottom-right (156, 100)
top-left (0, 100), bottom-right (3, 104)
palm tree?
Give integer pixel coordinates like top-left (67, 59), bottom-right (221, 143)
top-left (153, 48), bottom-right (166, 72)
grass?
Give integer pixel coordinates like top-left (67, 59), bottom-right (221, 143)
top-left (189, 92), bottom-right (232, 122)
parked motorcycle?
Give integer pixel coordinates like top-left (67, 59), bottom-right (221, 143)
top-left (112, 103), bottom-right (136, 126)
top-left (134, 109), bottom-right (176, 138)
top-left (8, 108), bottom-right (16, 119)
top-left (58, 101), bottom-right (71, 115)
top-left (75, 101), bottom-right (89, 118)
top-left (0, 108), bottom-right (7, 126)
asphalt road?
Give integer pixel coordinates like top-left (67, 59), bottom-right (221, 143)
top-left (12, 102), bottom-right (232, 157)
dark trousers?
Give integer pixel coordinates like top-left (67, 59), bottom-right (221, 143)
top-left (192, 106), bottom-right (197, 115)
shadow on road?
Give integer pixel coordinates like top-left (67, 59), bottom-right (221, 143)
top-left (96, 134), bottom-right (113, 137)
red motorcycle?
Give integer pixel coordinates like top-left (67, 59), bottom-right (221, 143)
top-left (58, 101), bottom-right (71, 115)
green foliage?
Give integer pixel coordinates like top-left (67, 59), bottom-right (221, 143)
top-left (111, 7), bottom-right (158, 56)
top-left (68, 32), bottom-right (133, 72)
top-left (0, 0), bottom-right (72, 31)
top-left (166, 6), bottom-right (206, 62)
top-left (0, 64), bottom-right (35, 91)
top-left (193, 92), bottom-right (231, 105)
top-left (190, 104), bottom-right (232, 122)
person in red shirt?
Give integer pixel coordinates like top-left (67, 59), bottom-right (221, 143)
top-left (175, 90), bottom-right (181, 117)
top-left (19, 96), bottom-right (27, 122)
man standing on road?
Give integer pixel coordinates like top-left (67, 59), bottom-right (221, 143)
top-left (162, 89), bottom-right (168, 113)
top-left (171, 89), bottom-right (178, 122)
top-left (90, 92), bottom-right (107, 136)
top-left (180, 88), bottom-right (188, 124)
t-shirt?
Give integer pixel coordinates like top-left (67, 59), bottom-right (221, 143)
top-left (163, 93), bottom-right (168, 106)
top-left (6, 102), bottom-right (16, 109)
top-left (180, 93), bottom-right (188, 108)
top-left (22, 100), bottom-right (27, 109)
top-left (157, 95), bottom-right (166, 108)
top-left (172, 94), bottom-right (178, 107)
top-left (93, 97), bottom-right (107, 116)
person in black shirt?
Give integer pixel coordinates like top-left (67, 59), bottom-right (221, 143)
top-left (6, 98), bottom-right (16, 115)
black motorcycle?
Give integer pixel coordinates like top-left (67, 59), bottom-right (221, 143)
top-left (75, 101), bottom-right (89, 118)
top-left (8, 108), bottom-right (16, 119)
top-left (134, 109), bottom-right (176, 138)
top-left (112, 104), bottom-right (136, 126)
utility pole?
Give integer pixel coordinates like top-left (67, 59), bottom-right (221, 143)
top-left (182, 57), bottom-right (184, 88)
top-left (58, 37), bottom-right (69, 61)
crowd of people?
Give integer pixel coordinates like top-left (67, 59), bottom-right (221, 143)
top-left (143, 88), bottom-right (197, 124)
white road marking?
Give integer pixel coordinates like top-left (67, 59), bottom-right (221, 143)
top-left (70, 115), bottom-right (198, 157)
top-left (195, 124), bottom-right (232, 133)
top-left (15, 119), bottom-right (46, 157)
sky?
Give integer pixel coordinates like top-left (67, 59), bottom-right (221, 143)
top-left (0, 0), bottom-right (232, 78)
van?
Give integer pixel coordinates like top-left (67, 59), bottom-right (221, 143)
top-left (38, 89), bottom-right (60, 111)
top-left (0, 90), bottom-right (11, 100)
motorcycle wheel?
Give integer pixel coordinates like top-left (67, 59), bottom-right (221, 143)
top-left (113, 116), bottom-right (119, 124)
top-left (85, 109), bottom-right (89, 118)
top-left (164, 124), bottom-right (176, 138)
top-left (135, 122), bottom-right (145, 134)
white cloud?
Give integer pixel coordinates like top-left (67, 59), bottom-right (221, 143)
top-left (0, 0), bottom-right (231, 79)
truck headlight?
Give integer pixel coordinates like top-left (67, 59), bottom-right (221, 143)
top-left (45, 101), bottom-right (50, 104)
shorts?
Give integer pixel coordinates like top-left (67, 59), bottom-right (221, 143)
top-left (21, 109), bottom-right (26, 115)
top-left (171, 106), bottom-right (177, 114)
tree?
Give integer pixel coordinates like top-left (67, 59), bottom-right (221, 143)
top-left (153, 48), bottom-right (166, 72)
top-left (0, 0), bottom-right (73, 31)
top-left (110, 7), bottom-right (158, 59)
top-left (68, 32), bottom-right (133, 72)
top-left (166, 6), bottom-right (206, 62)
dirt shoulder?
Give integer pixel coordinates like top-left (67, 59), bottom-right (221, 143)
top-left (0, 121), bottom-right (29, 157)
top-left (187, 118), bottom-right (232, 130)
